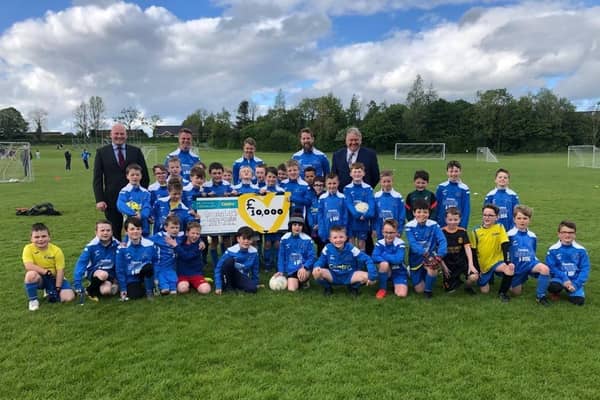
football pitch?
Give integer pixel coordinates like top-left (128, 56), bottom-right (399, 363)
top-left (1, 145), bottom-right (598, 399)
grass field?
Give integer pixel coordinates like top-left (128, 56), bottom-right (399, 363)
top-left (1, 144), bottom-right (599, 399)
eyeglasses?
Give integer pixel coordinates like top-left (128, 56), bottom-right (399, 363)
top-left (559, 231), bottom-right (575, 234)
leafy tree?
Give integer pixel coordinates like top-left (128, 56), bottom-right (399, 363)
top-left (236, 100), bottom-right (251, 130)
top-left (346, 94), bottom-right (362, 126)
top-left (0, 107), bottom-right (28, 139)
top-left (182, 109), bottom-right (209, 142)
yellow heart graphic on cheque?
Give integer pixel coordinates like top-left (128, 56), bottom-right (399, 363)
top-left (238, 192), bottom-right (291, 233)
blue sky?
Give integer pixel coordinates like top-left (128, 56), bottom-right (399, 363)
top-left (0, 0), bottom-right (598, 130)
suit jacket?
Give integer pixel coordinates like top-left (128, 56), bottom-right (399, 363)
top-left (331, 146), bottom-right (380, 189)
top-left (93, 144), bottom-right (149, 205)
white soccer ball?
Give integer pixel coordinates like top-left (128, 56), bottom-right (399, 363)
top-left (355, 201), bottom-right (369, 213)
top-left (269, 275), bottom-right (287, 291)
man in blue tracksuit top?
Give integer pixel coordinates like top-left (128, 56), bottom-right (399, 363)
top-left (214, 226), bottom-right (260, 294)
top-left (232, 137), bottom-right (264, 185)
top-left (545, 220), bottom-right (590, 306)
top-left (164, 128), bottom-right (200, 181)
top-left (73, 220), bottom-right (120, 298)
top-left (312, 225), bottom-right (377, 296)
top-left (292, 128), bottom-right (330, 178)
top-left (116, 217), bottom-right (157, 300)
top-left (435, 160), bottom-right (470, 228)
top-left (276, 216), bottom-right (316, 291)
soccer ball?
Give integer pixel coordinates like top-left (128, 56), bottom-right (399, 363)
top-left (355, 201), bottom-right (369, 213)
top-left (269, 275), bottom-right (287, 291)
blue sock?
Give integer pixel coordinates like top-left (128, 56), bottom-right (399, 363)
top-left (25, 282), bottom-right (38, 301)
top-left (537, 274), bottom-right (550, 298)
top-left (264, 247), bottom-right (273, 268)
top-left (210, 249), bottom-right (219, 267)
top-left (316, 278), bottom-right (331, 288)
top-left (144, 276), bottom-right (155, 294)
top-left (378, 272), bottom-right (388, 290)
top-left (425, 274), bottom-right (437, 292)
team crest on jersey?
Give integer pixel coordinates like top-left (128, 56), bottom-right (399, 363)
top-left (458, 237), bottom-right (463, 245)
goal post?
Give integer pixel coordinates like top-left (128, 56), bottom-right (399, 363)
top-left (567, 145), bottom-right (600, 168)
top-left (0, 142), bottom-right (34, 183)
top-left (476, 147), bottom-right (499, 163)
top-left (394, 143), bottom-right (446, 160)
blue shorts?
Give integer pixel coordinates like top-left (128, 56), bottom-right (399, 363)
top-left (514, 259), bottom-right (539, 276)
top-left (85, 269), bottom-right (115, 282)
top-left (390, 265), bottom-right (408, 286)
top-left (39, 276), bottom-right (72, 290)
top-left (511, 271), bottom-right (540, 288)
top-left (348, 229), bottom-right (369, 241)
top-left (156, 267), bottom-right (177, 291)
top-left (330, 270), bottom-right (355, 286)
top-left (409, 266), bottom-right (426, 286)
top-left (551, 278), bottom-right (586, 297)
top-left (478, 261), bottom-right (504, 286)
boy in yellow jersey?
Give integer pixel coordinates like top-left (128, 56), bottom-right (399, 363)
top-left (22, 223), bottom-right (75, 311)
top-left (470, 204), bottom-right (515, 302)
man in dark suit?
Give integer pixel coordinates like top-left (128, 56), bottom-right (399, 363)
top-left (331, 127), bottom-right (381, 254)
top-left (331, 127), bottom-right (380, 188)
top-left (93, 123), bottom-right (149, 240)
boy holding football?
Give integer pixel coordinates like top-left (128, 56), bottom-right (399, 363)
top-left (343, 162), bottom-right (375, 251)
top-left (274, 215), bottom-right (316, 291)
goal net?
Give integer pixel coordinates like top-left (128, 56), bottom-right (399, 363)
top-left (567, 145), bottom-right (600, 168)
top-left (0, 142), bottom-right (34, 183)
top-left (394, 143), bottom-right (446, 160)
top-left (476, 147), bottom-right (499, 163)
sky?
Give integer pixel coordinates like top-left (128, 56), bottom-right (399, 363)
top-left (0, 0), bottom-right (599, 132)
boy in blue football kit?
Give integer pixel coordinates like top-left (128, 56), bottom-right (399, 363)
top-left (507, 205), bottom-right (551, 306)
top-left (483, 168), bottom-right (520, 231)
top-left (259, 167), bottom-right (286, 270)
top-left (183, 166), bottom-right (207, 208)
top-left (232, 165), bottom-right (260, 195)
top-left (274, 215), bottom-right (316, 291)
top-left (152, 179), bottom-right (197, 234)
top-left (117, 163), bottom-right (152, 236)
top-left (546, 220), bottom-right (590, 306)
top-left (150, 215), bottom-right (183, 295)
top-left (372, 219), bottom-right (407, 299)
top-left (73, 220), bottom-right (120, 300)
top-left (435, 160), bottom-right (470, 228)
top-left (317, 173), bottom-right (348, 247)
top-left (148, 164), bottom-right (169, 208)
top-left (344, 162), bottom-right (375, 251)
top-left (23, 223), bottom-right (75, 311)
top-left (168, 221), bottom-right (211, 295)
top-left (214, 226), bottom-right (260, 295)
top-left (281, 159), bottom-right (311, 216)
top-left (116, 217), bottom-right (157, 300)
top-left (312, 225), bottom-right (377, 296)
top-left (373, 170), bottom-right (405, 240)
top-left (404, 199), bottom-right (447, 298)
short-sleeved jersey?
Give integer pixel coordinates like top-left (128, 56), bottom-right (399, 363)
top-left (442, 227), bottom-right (470, 269)
top-left (470, 223), bottom-right (508, 273)
top-left (22, 243), bottom-right (65, 275)
top-left (405, 189), bottom-right (437, 221)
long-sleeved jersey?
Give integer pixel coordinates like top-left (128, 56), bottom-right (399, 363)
top-left (281, 178), bottom-right (311, 215)
top-left (115, 238), bottom-right (157, 289)
top-left (164, 149), bottom-right (200, 181)
top-left (545, 241), bottom-right (590, 290)
top-left (344, 182), bottom-right (375, 233)
top-left (484, 188), bottom-right (520, 231)
top-left (117, 183), bottom-right (152, 235)
top-left (435, 180), bottom-right (470, 228)
top-left (405, 189), bottom-right (437, 221)
top-left (404, 219), bottom-right (448, 268)
top-left (277, 232), bottom-right (316, 275)
top-left (314, 242), bottom-right (377, 281)
top-left (232, 156), bottom-right (264, 185)
top-left (183, 183), bottom-right (206, 208)
top-left (203, 180), bottom-right (233, 197)
top-left (73, 236), bottom-right (120, 291)
top-left (152, 197), bottom-right (196, 234)
top-left (292, 148), bottom-right (330, 178)
top-left (507, 227), bottom-right (539, 274)
top-left (148, 181), bottom-right (169, 207)
top-left (232, 182), bottom-right (260, 195)
top-left (372, 237), bottom-right (406, 268)
top-left (373, 189), bottom-right (406, 239)
top-left (150, 231), bottom-right (184, 272)
top-left (174, 238), bottom-right (206, 277)
top-left (214, 244), bottom-right (260, 290)
top-left (317, 191), bottom-right (348, 241)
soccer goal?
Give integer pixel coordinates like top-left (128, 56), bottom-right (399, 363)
top-left (0, 142), bottom-right (34, 183)
top-left (142, 146), bottom-right (158, 166)
top-left (567, 145), bottom-right (600, 168)
top-left (394, 143), bottom-right (446, 160)
top-left (476, 147), bottom-right (499, 163)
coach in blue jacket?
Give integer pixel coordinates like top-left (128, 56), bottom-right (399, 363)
top-left (331, 127), bottom-right (380, 189)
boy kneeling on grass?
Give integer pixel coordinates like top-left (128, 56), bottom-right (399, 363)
top-left (214, 226), bottom-right (260, 295)
top-left (23, 223), bottom-right (75, 311)
top-left (273, 215), bottom-right (316, 292)
top-left (312, 225), bottom-right (377, 297)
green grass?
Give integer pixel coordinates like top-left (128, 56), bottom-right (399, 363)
top-left (1, 145), bottom-right (599, 399)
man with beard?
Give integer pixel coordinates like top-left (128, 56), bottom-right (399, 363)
top-left (292, 128), bottom-right (330, 179)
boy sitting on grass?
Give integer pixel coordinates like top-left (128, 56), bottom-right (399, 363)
top-left (73, 220), bottom-right (120, 301)
top-left (372, 219), bottom-right (407, 299)
top-left (312, 225), bottom-right (376, 297)
top-left (167, 221), bottom-right (211, 295)
top-left (274, 215), bottom-right (316, 291)
top-left (214, 226), bottom-right (260, 295)
top-left (23, 223), bottom-right (75, 311)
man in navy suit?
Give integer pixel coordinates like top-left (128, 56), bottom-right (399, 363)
top-left (331, 127), bottom-right (380, 189)
top-left (93, 123), bottom-right (149, 240)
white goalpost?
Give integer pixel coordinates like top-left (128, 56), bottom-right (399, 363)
top-left (567, 145), bottom-right (600, 168)
top-left (0, 142), bottom-right (34, 183)
top-left (476, 147), bottom-right (499, 163)
top-left (394, 143), bottom-right (446, 160)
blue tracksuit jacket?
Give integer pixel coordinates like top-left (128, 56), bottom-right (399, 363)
top-left (117, 183), bottom-right (152, 235)
top-left (372, 237), bottom-right (406, 268)
top-left (545, 240), bottom-right (590, 292)
top-left (73, 236), bottom-right (120, 291)
top-left (214, 244), bottom-right (260, 290)
top-left (115, 238), bottom-right (157, 289)
top-left (152, 197), bottom-right (196, 234)
top-left (281, 178), bottom-right (312, 215)
top-left (317, 191), bottom-right (348, 241)
top-left (404, 219), bottom-right (448, 268)
top-left (232, 156), bottom-right (264, 185)
top-left (314, 242), bottom-right (377, 281)
top-left (373, 189), bottom-right (406, 239)
top-left (164, 149), bottom-right (200, 181)
top-left (174, 238), bottom-right (206, 277)
top-left (484, 188), bottom-right (520, 230)
top-left (435, 180), bottom-right (470, 228)
top-left (343, 182), bottom-right (375, 234)
top-left (292, 148), bottom-right (330, 178)
top-left (277, 232), bottom-right (316, 275)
